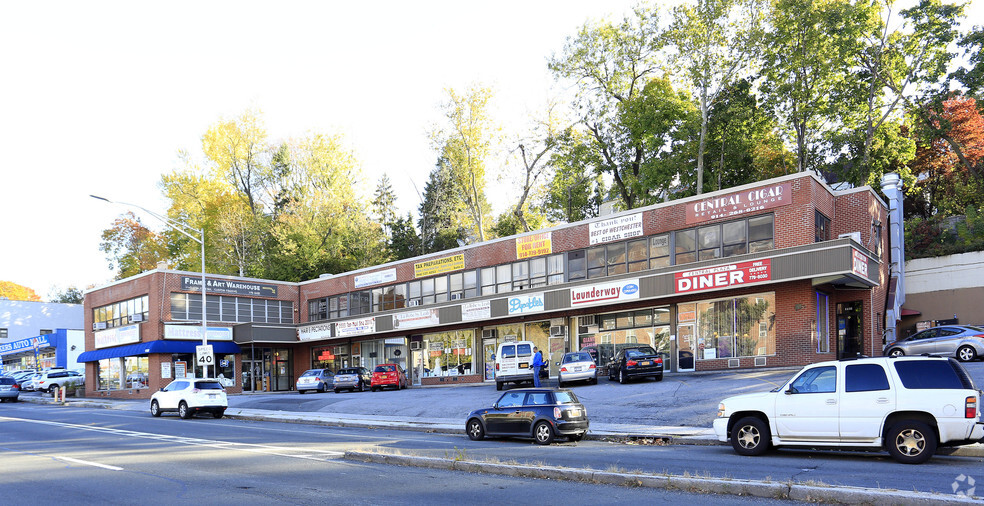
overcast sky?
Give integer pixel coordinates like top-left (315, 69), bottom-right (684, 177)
top-left (0, 1), bottom-right (979, 298)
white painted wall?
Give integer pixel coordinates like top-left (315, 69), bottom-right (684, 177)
top-left (0, 300), bottom-right (83, 342)
top-left (906, 251), bottom-right (984, 294)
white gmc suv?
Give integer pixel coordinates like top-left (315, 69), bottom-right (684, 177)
top-left (714, 356), bottom-right (984, 464)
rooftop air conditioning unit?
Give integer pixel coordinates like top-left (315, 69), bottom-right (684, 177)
top-left (839, 232), bottom-right (862, 244)
top-left (550, 325), bottom-right (566, 337)
top-left (481, 329), bottom-right (497, 339)
top-left (130, 314), bottom-right (144, 322)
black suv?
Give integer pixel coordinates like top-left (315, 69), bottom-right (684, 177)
top-left (607, 346), bottom-right (664, 383)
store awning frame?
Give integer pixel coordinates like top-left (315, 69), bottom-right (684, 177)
top-left (77, 340), bottom-right (241, 363)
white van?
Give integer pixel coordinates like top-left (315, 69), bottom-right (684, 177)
top-left (495, 340), bottom-right (536, 391)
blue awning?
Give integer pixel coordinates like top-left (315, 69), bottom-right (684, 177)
top-left (77, 340), bottom-right (241, 363)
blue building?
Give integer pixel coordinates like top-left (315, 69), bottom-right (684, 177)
top-left (0, 329), bottom-right (85, 373)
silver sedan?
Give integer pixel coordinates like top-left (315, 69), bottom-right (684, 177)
top-left (884, 325), bottom-right (984, 362)
top-left (557, 352), bottom-right (598, 387)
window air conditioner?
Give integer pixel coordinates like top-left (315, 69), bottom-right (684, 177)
top-left (839, 232), bottom-right (862, 244)
top-left (409, 341), bottom-right (422, 351)
top-left (550, 325), bottom-right (566, 337)
top-left (95, 322), bottom-right (107, 330)
top-left (130, 314), bottom-right (144, 322)
top-left (408, 300), bottom-right (421, 307)
top-left (450, 293), bottom-right (463, 300)
top-left (481, 329), bottom-right (497, 339)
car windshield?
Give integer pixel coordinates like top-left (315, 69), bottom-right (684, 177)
top-left (626, 347), bottom-right (657, 358)
top-left (965, 325), bottom-right (984, 332)
top-left (195, 381), bottom-right (224, 390)
top-left (300, 370), bottom-right (321, 377)
top-left (338, 369), bottom-right (358, 375)
top-left (0, 378), bottom-right (14, 385)
top-left (563, 353), bottom-right (592, 363)
top-left (374, 365), bottom-right (396, 373)
top-left (553, 391), bottom-right (579, 404)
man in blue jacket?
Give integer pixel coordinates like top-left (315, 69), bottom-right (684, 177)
top-left (532, 347), bottom-right (545, 387)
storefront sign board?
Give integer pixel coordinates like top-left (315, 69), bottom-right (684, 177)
top-left (298, 323), bottom-right (333, 341)
top-left (516, 232), bottom-right (552, 259)
top-left (851, 250), bottom-right (869, 278)
top-left (94, 325), bottom-right (141, 349)
top-left (675, 259), bottom-right (772, 294)
top-left (336, 317), bottom-right (376, 337)
top-left (180, 276), bottom-right (278, 297)
top-left (163, 326), bottom-right (233, 341)
top-left (461, 300), bottom-right (491, 321)
top-left (589, 213), bottom-right (643, 245)
top-left (414, 253), bottom-right (465, 278)
top-left (354, 268), bottom-right (397, 288)
top-left (161, 362), bottom-right (172, 379)
top-left (0, 335), bottom-right (52, 356)
top-left (570, 279), bottom-right (640, 308)
top-left (686, 183), bottom-right (791, 224)
top-left (393, 309), bottom-right (440, 329)
top-left (508, 293), bottom-right (545, 315)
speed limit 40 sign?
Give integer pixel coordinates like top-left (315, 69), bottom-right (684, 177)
top-left (196, 344), bottom-right (215, 367)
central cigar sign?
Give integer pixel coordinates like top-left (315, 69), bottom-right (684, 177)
top-left (674, 259), bottom-right (771, 294)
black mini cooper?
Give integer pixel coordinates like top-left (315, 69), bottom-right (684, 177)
top-left (465, 388), bottom-right (589, 444)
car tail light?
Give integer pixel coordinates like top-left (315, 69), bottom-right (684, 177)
top-left (589, 363), bottom-right (596, 369)
top-left (967, 396), bottom-right (978, 419)
top-left (12, 384), bottom-right (19, 390)
top-left (626, 360), bottom-right (637, 367)
top-left (655, 357), bottom-right (663, 365)
top-left (553, 407), bottom-right (562, 418)
top-left (192, 388), bottom-right (201, 393)
top-left (560, 366), bottom-right (568, 372)
top-left (495, 363), bottom-right (499, 371)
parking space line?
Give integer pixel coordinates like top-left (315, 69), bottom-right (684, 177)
top-left (54, 455), bottom-right (123, 471)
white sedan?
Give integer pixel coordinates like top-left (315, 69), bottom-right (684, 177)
top-left (557, 351), bottom-right (598, 387)
top-left (150, 378), bottom-right (227, 419)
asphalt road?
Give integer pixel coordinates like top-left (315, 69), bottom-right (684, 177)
top-left (2, 400), bottom-right (981, 501)
top-left (0, 403), bottom-right (788, 505)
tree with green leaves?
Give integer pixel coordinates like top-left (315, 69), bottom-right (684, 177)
top-left (541, 127), bottom-right (606, 223)
top-left (49, 286), bottom-right (84, 304)
top-left (99, 211), bottom-right (169, 280)
top-left (373, 174), bottom-right (399, 238)
top-left (418, 160), bottom-right (468, 253)
top-left (667, 0), bottom-right (767, 194)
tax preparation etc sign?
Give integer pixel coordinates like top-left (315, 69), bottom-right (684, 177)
top-left (413, 253), bottom-right (464, 278)
top-left (686, 183), bottom-right (791, 224)
top-left (674, 260), bottom-right (771, 294)
top-left (570, 279), bottom-right (640, 308)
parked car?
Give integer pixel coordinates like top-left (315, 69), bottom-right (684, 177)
top-left (150, 378), bottom-right (227, 419)
top-left (557, 351), bottom-right (597, 387)
top-left (296, 368), bottom-right (334, 394)
top-left (10, 371), bottom-right (35, 389)
top-left (884, 325), bottom-right (984, 362)
top-left (714, 356), bottom-right (984, 464)
top-left (333, 367), bottom-right (371, 393)
top-left (37, 369), bottom-right (84, 393)
top-left (607, 346), bottom-right (664, 383)
top-left (0, 377), bottom-right (20, 402)
top-left (465, 388), bottom-right (589, 445)
top-left (20, 373), bottom-right (42, 392)
top-left (495, 340), bottom-right (539, 391)
top-left (370, 364), bottom-right (408, 391)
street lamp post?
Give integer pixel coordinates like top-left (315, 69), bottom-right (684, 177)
top-left (91, 195), bottom-right (210, 378)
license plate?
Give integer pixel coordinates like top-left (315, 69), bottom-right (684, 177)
top-left (568, 409), bottom-right (581, 418)
top-left (208, 394), bottom-right (217, 399)
top-left (574, 367), bottom-right (583, 372)
top-left (641, 361), bottom-right (651, 366)
top-left (519, 362), bottom-right (528, 368)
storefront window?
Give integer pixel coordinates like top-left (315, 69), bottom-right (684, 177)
top-left (124, 356), bottom-right (149, 389)
top-left (695, 292), bottom-right (775, 360)
top-left (423, 330), bottom-right (473, 376)
top-left (216, 354), bottom-right (235, 387)
top-left (577, 307), bottom-right (670, 361)
top-left (97, 358), bottom-right (122, 390)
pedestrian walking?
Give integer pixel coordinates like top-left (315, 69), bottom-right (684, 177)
top-left (532, 346), bottom-right (545, 387)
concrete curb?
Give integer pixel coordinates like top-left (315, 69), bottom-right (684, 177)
top-left (344, 450), bottom-right (982, 504)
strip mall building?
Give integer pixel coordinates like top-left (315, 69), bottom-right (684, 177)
top-left (81, 172), bottom-right (892, 398)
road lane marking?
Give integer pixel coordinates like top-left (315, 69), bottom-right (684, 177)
top-left (54, 455), bottom-right (123, 471)
top-left (0, 416), bottom-right (345, 461)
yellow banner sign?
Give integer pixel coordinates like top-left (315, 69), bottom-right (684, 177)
top-left (414, 253), bottom-right (465, 278)
top-left (516, 232), bottom-right (552, 259)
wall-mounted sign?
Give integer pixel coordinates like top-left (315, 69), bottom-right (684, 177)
top-left (516, 232), bottom-right (552, 259)
top-left (393, 309), bottom-right (440, 329)
top-left (508, 293), bottom-right (545, 315)
top-left (0, 335), bottom-right (52, 356)
top-left (336, 317), bottom-right (376, 337)
top-left (686, 183), bottom-right (791, 224)
top-left (851, 250), bottom-right (869, 278)
top-left (94, 325), bottom-right (141, 349)
top-left (180, 276), bottom-right (278, 297)
top-left (590, 213), bottom-right (643, 245)
top-left (161, 362), bottom-right (172, 379)
top-left (298, 323), bottom-right (333, 342)
top-left (414, 253), bottom-right (465, 278)
top-left (461, 300), bottom-right (491, 321)
top-left (570, 279), bottom-right (640, 308)
top-left (163, 326), bottom-right (233, 341)
top-left (675, 259), bottom-right (772, 294)
top-left (354, 268), bottom-right (397, 289)
top-left (175, 361), bottom-right (187, 378)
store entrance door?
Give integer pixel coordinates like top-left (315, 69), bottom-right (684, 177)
top-left (483, 338), bottom-right (497, 381)
top-left (242, 360), bottom-right (264, 391)
top-left (411, 348), bottom-right (424, 386)
top-left (677, 324), bottom-right (696, 372)
top-left (837, 301), bottom-right (864, 359)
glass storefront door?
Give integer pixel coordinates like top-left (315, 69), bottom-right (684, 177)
top-left (677, 324), bottom-right (696, 372)
top-left (483, 338), bottom-right (496, 381)
top-left (837, 301), bottom-right (864, 359)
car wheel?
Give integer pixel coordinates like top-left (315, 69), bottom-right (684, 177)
top-left (590, 377), bottom-right (598, 385)
top-left (731, 416), bottom-right (770, 456)
top-left (888, 348), bottom-right (905, 358)
top-left (558, 380), bottom-right (566, 388)
top-left (608, 368), bottom-right (615, 381)
top-left (496, 382), bottom-right (503, 391)
top-left (568, 433), bottom-right (585, 442)
top-left (619, 367), bottom-right (627, 384)
top-left (357, 381), bottom-right (365, 392)
top-left (298, 389), bottom-right (305, 394)
top-left (178, 401), bottom-right (192, 420)
top-left (887, 420), bottom-right (937, 464)
top-left (467, 418), bottom-right (485, 441)
top-left (150, 400), bottom-right (161, 417)
top-left (213, 409), bottom-right (225, 419)
top-left (654, 374), bottom-right (663, 382)
top-left (956, 345), bottom-right (977, 362)
top-left (371, 386), bottom-right (379, 392)
top-left (334, 388), bottom-right (341, 394)
top-left (533, 421), bottom-right (554, 445)
top-left (317, 383), bottom-right (326, 393)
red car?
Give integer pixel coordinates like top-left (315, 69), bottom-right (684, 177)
top-left (370, 364), bottom-right (409, 391)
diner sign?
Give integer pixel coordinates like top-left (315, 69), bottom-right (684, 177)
top-left (589, 213), bottom-right (643, 245)
top-left (516, 232), bottom-right (552, 259)
top-left (414, 253), bottom-right (464, 278)
top-left (675, 259), bottom-right (772, 294)
top-left (686, 183), bottom-right (791, 224)
top-left (852, 250), bottom-right (869, 278)
top-left (336, 317), bottom-right (376, 337)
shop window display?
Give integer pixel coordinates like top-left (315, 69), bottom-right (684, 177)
top-left (696, 292), bottom-right (775, 359)
top-left (423, 330), bottom-right (474, 376)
